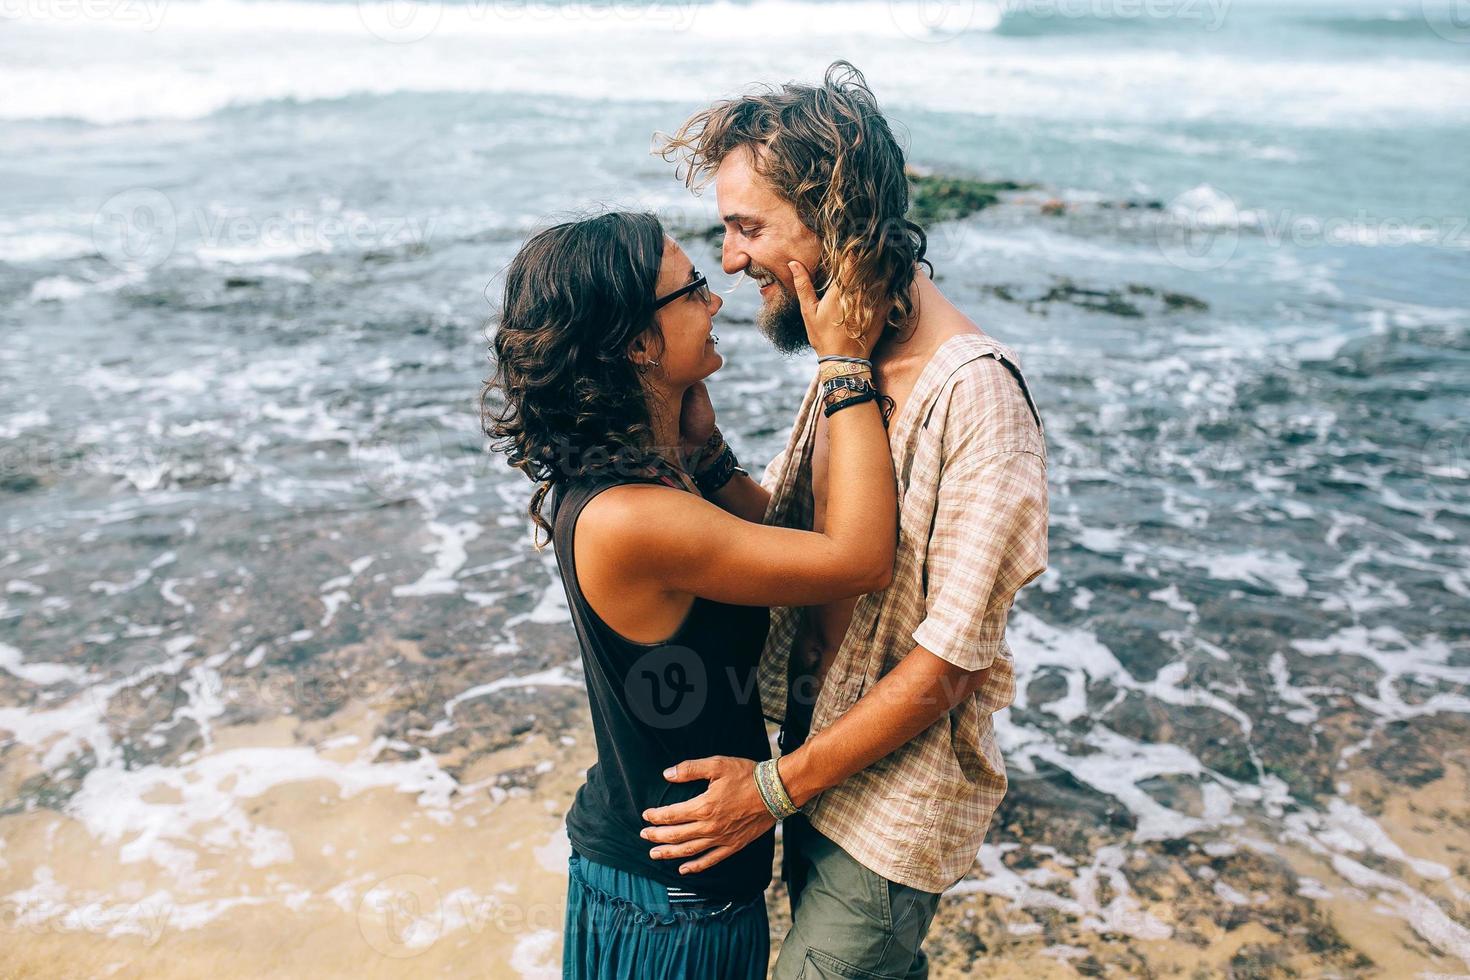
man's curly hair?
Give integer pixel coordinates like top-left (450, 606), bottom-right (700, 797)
top-left (658, 60), bottom-right (929, 344)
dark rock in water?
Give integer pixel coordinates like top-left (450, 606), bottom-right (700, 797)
top-left (1103, 690), bottom-right (1167, 743)
top-left (996, 759), bottom-right (1137, 851)
top-left (1229, 943), bottom-right (1296, 979)
top-left (1360, 716), bottom-right (1468, 789)
top-left (1257, 727), bottom-right (1342, 803)
top-left (981, 276), bottom-right (1209, 319)
top-left (1038, 279), bottom-right (1144, 318)
top-left (1136, 773), bottom-right (1206, 817)
top-left (0, 471), bottom-right (42, 493)
top-left (224, 276), bottom-right (261, 289)
top-left (362, 242), bottom-right (429, 264)
top-left (1162, 290), bottom-right (1208, 312)
top-left (1099, 199), bottom-right (1166, 210)
top-left (906, 170), bottom-right (1036, 226)
top-left (373, 744), bottom-right (422, 763)
top-left (1092, 616), bottom-right (1176, 681)
top-left (1187, 723), bottom-right (1258, 784)
top-left (1026, 668), bottom-right (1070, 709)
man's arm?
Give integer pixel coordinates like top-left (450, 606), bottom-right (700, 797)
top-left (638, 642), bottom-right (979, 875)
top-left (776, 642), bottom-right (981, 805)
top-left (641, 364), bottom-right (1048, 874)
top-left (643, 447), bottom-right (1045, 873)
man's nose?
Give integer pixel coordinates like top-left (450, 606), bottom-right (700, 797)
top-left (709, 291), bottom-right (723, 316)
top-left (720, 235), bottom-right (746, 276)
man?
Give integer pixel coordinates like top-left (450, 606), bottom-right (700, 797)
top-left (640, 62), bottom-right (1049, 977)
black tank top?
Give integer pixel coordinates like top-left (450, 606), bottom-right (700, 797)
top-left (549, 474), bottom-right (775, 902)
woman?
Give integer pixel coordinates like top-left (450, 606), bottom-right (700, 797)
top-left (482, 211), bottom-right (895, 979)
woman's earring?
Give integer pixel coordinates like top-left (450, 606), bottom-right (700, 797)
top-left (647, 359), bottom-right (661, 368)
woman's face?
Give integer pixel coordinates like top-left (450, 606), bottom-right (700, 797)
top-left (640, 237), bottom-right (723, 386)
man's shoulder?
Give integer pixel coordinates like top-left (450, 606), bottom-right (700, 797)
top-left (924, 333), bottom-right (1044, 453)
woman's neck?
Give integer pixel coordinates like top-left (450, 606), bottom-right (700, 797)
top-left (645, 383), bottom-right (688, 475)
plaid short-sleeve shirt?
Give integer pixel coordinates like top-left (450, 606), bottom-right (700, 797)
top-left (758, 332), bottom-right (1049, 893)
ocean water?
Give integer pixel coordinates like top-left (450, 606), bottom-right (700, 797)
top-left (2, 0), bottom-right (1468, 972)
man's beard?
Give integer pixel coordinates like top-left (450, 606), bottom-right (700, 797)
top-left (755, 283), bottom-right (810, 355)
top-left (753, 263), bottom-right (825, 355)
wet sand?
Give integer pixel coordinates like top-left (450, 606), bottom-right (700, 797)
top-left (3, 691), bottom-right (1466, 978)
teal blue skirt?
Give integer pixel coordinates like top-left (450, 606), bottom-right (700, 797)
top-left (563, 849), bottom-right (769, 979)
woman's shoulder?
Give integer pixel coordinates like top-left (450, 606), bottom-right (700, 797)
top-left (565, 475), bottom-right (691, 547)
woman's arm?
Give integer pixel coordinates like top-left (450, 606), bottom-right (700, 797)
top-left (705, 472), bottom-right (771, 525)
top-left (581, 261), bottom-right (896, 607)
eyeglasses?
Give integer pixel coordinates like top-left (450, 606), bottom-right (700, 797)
top-left (653, 272), bottom-right (712, 310)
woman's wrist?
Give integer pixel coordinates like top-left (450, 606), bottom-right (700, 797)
top-left (813, 342), bottom-right (869, 361)
top-left (693, 444), bottom-right (742, 496)
top-left (687, 425), bottom-right (727, 474)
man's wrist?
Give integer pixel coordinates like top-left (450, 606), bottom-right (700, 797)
top-left (776, 748), bottom-right (821, 810)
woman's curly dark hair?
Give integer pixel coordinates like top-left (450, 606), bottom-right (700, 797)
top-left (480, 211), bottom-right (671, 546)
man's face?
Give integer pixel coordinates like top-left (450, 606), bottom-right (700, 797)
top-left (713, 145), bottom-right (823, 354)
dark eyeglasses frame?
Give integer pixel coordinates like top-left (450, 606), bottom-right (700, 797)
top-left (653, 273), bottom-right (711, 310)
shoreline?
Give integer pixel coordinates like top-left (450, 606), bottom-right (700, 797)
top-left (2, 696), bottom-right (1466, 977)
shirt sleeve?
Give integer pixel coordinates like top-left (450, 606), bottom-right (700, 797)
top-left (911, 368), bottom-right (1049, 672)
top-left (760, 445), bottom-right (787, 495)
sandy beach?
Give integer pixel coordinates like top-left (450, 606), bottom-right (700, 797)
top-left (3, 667), bottom-right (1467, 977)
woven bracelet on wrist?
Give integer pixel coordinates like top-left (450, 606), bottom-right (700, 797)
top-left (693, 444), bottom-right (740, 496)
top-left (821, 375), bottom-right (875, 397)
top-left (823, 391), bottom-right (877, 418)
top-left (688, 426), bottom-right (727, 472)
top-left (818, 362), bottom-right (872, 384)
